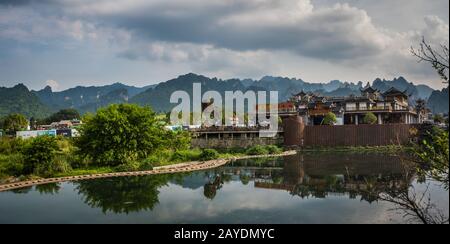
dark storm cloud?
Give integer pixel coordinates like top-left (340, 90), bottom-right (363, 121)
top-left (70, 1), bottom-right (387, 60)
top-left (0, 0), bottom-right (52, 6)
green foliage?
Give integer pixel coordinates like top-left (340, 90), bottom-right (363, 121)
top-left (76, 104), bottom-right (181, 166)
top-left (199, 149), bottom-right (219, 161)
top-left (2, 113), bottom-right (28, 135)
top-left (171, 149), bottom-right (201, 162)
top-left (322, 112), bottom-right (337, 125)
top-left (0, 138), bottom-right (30, 155)
top-left (363, 112), bottom-right (378, 125)
top-left (114, 161), bottom-right (141, 172)
top-left (433, 114), bottom-right (445, 124)
top-left (0, 154), bottom-right (24, 177)
top-left (22, 136), bottom-right (60, 175)
top-left (265, 145), bottom-right (283, 154)
top-left (246, 145), bottom-right (269, 155)
top-left (414, 127), bottom-right (449, 189)
top-left (165, 130), bottom-right (191, 151)
top-left (43, 109), bottom-right (80, 124)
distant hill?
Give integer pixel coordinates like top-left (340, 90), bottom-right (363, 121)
top-left (130, 73), bottom-right (248, 112)
top-left (427, 87), bottom-right (449, 114)
top-left (1, 74), bottom-right (442, 117)
top-left (372, 77), bottom-right (434, 102)
top-left (0, 84), bottom-right (51, 118)
top-left (130, 74), bottom-right (436, 112)
top-left (33, 83), bottom-right (154, 114)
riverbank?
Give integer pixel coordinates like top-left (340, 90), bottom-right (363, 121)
top-left (0, 150), bottom-right (297, 192)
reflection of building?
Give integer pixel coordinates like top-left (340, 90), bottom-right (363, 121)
top-left (224, 153), bottom-right (414, 202)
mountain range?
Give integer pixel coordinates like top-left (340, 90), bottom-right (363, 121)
top-left (0, 73), bottom-right (447, 118)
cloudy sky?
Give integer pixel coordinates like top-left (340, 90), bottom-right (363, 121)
top-left (0, 0), bottom-right (448, 90)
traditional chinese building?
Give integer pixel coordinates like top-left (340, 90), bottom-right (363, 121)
top-left (291, 86), bottom-right (419, 125)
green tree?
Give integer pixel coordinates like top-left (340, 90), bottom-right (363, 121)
top-left (322, 112), bottom-right (337, 125)
top-left (23, 136), bottom-right (59, 175)
top-left (2, 114), bottom-right (28, 135)
top-left (414, 127), bottom-right (449, 190)
top-left (44, 109), bottom-right (80, 124)
top-left (363, 112), bottom-right (378, 125)
top-left (433, 114), bottom-right (445, 124)
top-left (76, 104), bottom-right (176, 166)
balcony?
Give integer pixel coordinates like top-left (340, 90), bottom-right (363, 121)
top-left (345, 106), bottom-right (393, 112)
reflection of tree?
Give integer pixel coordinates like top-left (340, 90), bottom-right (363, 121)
top-left (203, 171), bottom-right (232, 200)
top-left (75, 175), bottom-right (171, 214)
top-left (239, 174), bottom-right (251, 185)
top-left (35, 183), bottom-right (60, 195)
top-left (378, 183), bottom-right (449, 224)
top-left (10, 187), bottom-right (32, 194)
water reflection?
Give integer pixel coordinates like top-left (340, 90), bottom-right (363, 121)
top-left (224, 153), bottom-right (413, 202)
top-left (1, 152), bottom-right (448, 224)
top-left (74, 175), bottom-right (173, 214)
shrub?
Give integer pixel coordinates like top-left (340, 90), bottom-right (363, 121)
top-left (199, 149), bottom-right (219, 161)
top-left (265, 145), bottom-right (282, 154)
top-left (171, 149), bottom-right (201, 162)
top-left (138, 160), bottom-right (154, 171)
top-left (322, 112), bottom-right (337, 125)
top-left (246, 145), bottom-right (269, 155)
top-left (114, 161), bottom-right (141, 172)
top-left (34, 154), bottom-right (71, 177)
top-left (22, 136), bottom-right (59, 175)
top-left (0, 154), bottom-right (24, 176)
top-left (363, 112), bottom-right (378, 125)
top-left (0, 138), bottom-right (30, 155)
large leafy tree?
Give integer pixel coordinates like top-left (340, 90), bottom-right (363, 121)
top-left (2, 113), bottom-right (28, 135)
top-left (76, 104), bottom-right (183, 166)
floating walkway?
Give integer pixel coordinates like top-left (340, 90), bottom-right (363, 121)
top-left (0, 151), bottom-right (297, 192)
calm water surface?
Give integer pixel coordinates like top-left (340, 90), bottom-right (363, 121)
top-left (0, 152), bottom-right (448, 224)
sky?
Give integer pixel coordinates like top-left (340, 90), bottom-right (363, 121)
top-left (0, 0), bottom-right (448, 91)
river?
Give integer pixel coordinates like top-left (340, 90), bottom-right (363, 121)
top-left (0, 152), bottom-right (448, 224)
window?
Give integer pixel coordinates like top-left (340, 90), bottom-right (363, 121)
top-left (346, 103), bottom-right (357, 111)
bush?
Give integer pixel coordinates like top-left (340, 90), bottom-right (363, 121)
top-left (265, 145), bottom-right (282, 154)
top-left (34, 154), bottom-right (72, 177)
top-left (114, 161), bottom-right (141, 172)
top-left (0, 154), bottom-right (24, 176)
top-left (138, 160), bottom-right (154, 171)
top-left (171, 149), bottom-right (201, 162)
top-left (199, 149), bottom-right (219, 161)
top-left (322, 112), bottom-right (337, 125)
top-left (363, 112), bottom-right (378, 125)
top-left (143, 150), bottom-right (173, 167)
top-left (246, 145), bottom-right (269, 155)
top-left (0, 138), bottom-right (30, 155)
top-left (22, 136), bottom-right (59, 175)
